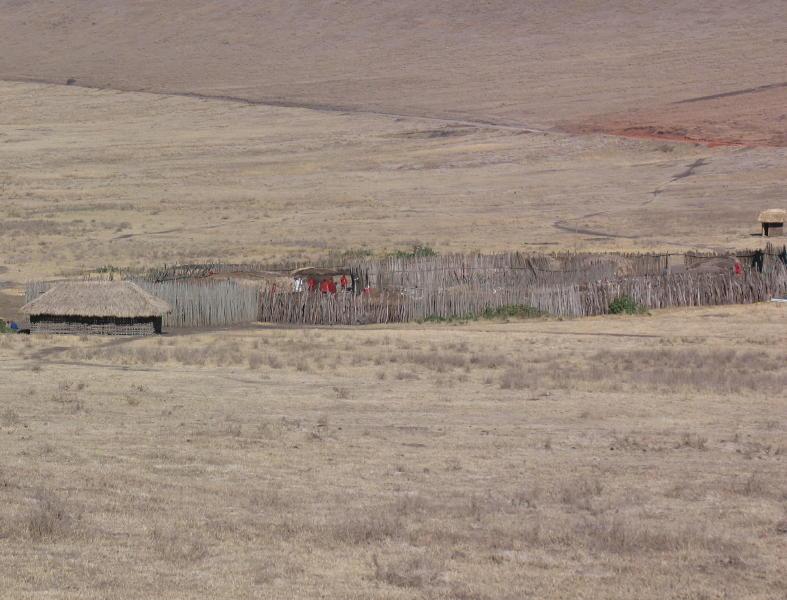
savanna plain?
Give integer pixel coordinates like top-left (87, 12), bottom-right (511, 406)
top-left (1, 1), bottom-right (787, 598)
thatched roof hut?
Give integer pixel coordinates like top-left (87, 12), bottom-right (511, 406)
top-left (758, 209), bottom-right (785, 237)
top-left (21, 281), bottom-right (171, 335)
top-left (758, 209), bottom-right (786, 223)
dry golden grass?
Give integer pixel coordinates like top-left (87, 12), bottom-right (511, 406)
top-left (0, 303), bottom-right (784, 598)
top-left (0, 79), bottom-right (784, 292)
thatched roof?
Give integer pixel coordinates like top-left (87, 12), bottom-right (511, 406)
top-left (21, 281), bottom-right (171, 317)
top-left (758, 208), bottom-right (786, 223)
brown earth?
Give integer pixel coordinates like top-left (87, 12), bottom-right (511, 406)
top-left (570, 86), bottom-right (787, 148)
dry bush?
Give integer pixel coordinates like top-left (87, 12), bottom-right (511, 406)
top-left (574, 515), bottom-right (739, 557)
top-left (1, 408), bottom-right (21, 426)
top-left (589, 348), bottom-right (787, 394)
top-left (733, 472), bottom-right (771, 498)
top-left (676, 432), bottom-right (708, 451)
top-left (248, 352), bottom-right (264, 369)
top-left (467, 492), bottom-right (498, 521)
top-left (395, 370), bottom-right (419, 381)
top-left (253, 557), bottom-right (304, 586)
top-left (559, 476), bottom-right (604, 511)
top-left (171, 347), bottom-right (208, 366)
top-left (405, 350), bottom-right (468, 373)
top-left (255, 420), bottom-right (286, 440)
top-left (391, 494), bottom-right (431, 518)
top-left (25, 490), bottom-right (74, 542)
top-left (50, 381), bottom-right (84, 412)
top-left (371, 551), bottom-right (443, 589)
top-left (499, 367), bottom-right (533, 390)
top-left (265, 354), bottom-right (283, 369)
top-left (496, 348), bottom-right (787, 395)
top-left (150, 523), bottom-right (209, 564)
top-left (469, 352), bottom-right (510, 369)
top-left (223, 422), bottom-right (242, 437)
top-left (248, 487), bottom-right (283, 511)
top-left (333, 510), bottom-right (403, 545)
top-left (610, 432), bottom-right (654, 452)
top-left (332, 386), bottom-right (350, 400)
top-left (124, 393), bottom-right (141, 406)
top-left (511, 484), bottom-right (541, 509)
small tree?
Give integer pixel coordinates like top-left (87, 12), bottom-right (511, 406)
top-left (608, 295), bottom-right (643, 315)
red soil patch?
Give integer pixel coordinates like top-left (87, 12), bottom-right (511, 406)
top-left (566, 86), bottom-right (787, 148)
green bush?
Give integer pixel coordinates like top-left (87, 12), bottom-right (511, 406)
top-left (608, 295), bottom-right (645, 315)
top-left (418, 304), bottom-right (542, 324)
top-left (0, 319), bottom-right (12, 334)
top-left (418, 313), bottom-right (473, 324)
top-left (390, 244), bottom-right (438, 259)
top-left (481, 305), bottom-right (543, 320)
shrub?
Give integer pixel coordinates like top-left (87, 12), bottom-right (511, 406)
top-left (608, 295), bottom-right (645, 315)
top-left (481, 304), bottom-right (543, 320)
top-left (390, 244), bottom-right (438, 259)
top-left (0, 319), bottom-right (12, 334)
top-left (26, 490), bottom-right (73, 541)
top-left (150, 524), bottom-right (209, 563)
top-left (372, 552), bottom-right (443, 588)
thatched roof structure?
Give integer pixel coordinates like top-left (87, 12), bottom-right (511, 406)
top-left (21, 281), bottom-right (171, 317)
top-left (758, 209), bottom-right (786, 223)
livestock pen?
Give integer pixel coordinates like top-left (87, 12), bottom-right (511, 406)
top-left (24, 246), bottom-right (787, 328)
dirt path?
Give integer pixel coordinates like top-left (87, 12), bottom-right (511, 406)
top-left (672, 81), bottom-right (787, 104)
top-left (553, 156), bottom-right (712, 245)
top-left (1, 77), bottom-right (550, 135)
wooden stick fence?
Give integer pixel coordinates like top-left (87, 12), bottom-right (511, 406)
top-left (134, 280), bottom-right (259, 328)
top-left (25, 246), bottom-right (787, 327)
top-left (258, 263), bottom-right (787, 324)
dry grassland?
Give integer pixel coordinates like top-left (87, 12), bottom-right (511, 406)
top-left (1, 5), bottom-right (786, 598)
top-left (0, 304), bottom-right (785, 599)
top-left (1, 1), bottom-right (785, 144)
top-left (1, 80), bottom-right (785, 289)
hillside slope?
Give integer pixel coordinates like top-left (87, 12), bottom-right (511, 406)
top-left (1, 1), bottom-right (785, 142)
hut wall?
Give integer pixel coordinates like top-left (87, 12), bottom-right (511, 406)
top-left (763, 223), bottom-right (784, 237)
top-left (29, 315), bottom-right (158, 336)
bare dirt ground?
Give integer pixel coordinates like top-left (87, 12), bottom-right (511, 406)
top-left (570, 85), bottom-right (787, 148)
top-left (0, 304), bottom-right (785, 599)
top-left (1, 1), bottom-right (785, 145)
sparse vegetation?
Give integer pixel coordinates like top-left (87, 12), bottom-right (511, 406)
top-left (608, 294), bottom-right (646, 315)
top-left (481, 304), bottom-right (543, 320)
top-left (0, 305), bottom-right (782, 598)
top-left (25, 490), bottom-right (75, 542)
top-left (390, 244), bottom-right (438, 259)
